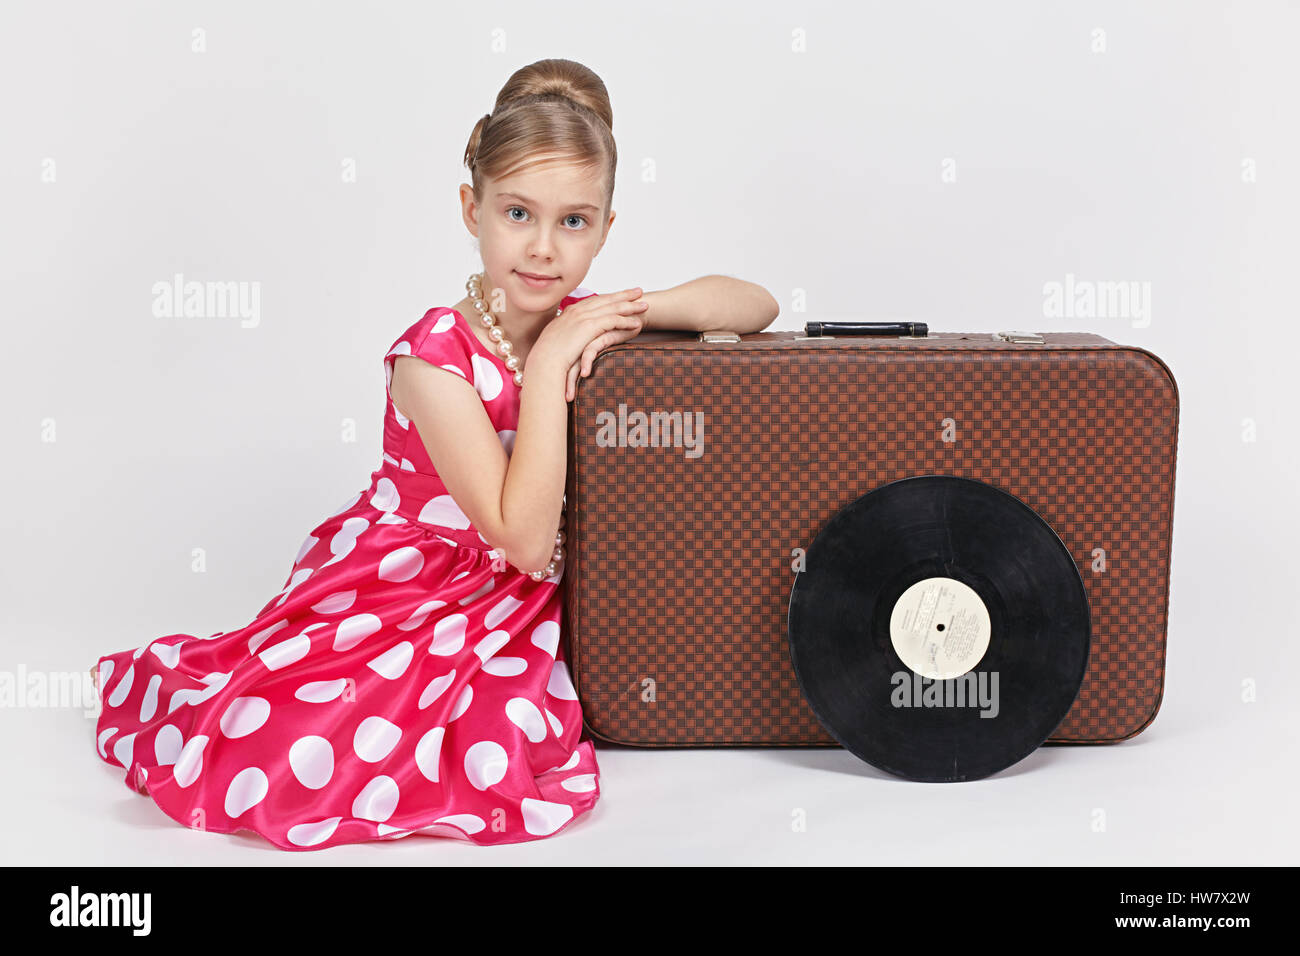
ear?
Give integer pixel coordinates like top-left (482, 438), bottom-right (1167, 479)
top-left (594, 208), bottom-right (616, 256)
top-left (460, 184), bottom-right (481, 239)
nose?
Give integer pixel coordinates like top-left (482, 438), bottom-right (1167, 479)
top-left (526, 222), bottom-right (556, 260)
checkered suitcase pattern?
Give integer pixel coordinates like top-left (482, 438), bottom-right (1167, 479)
top-left (561, 329), bottom-right (1178, 746)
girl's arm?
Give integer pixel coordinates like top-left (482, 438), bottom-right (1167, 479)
top-left (637, 275), bottom-right (779, 334)
top-left (391, 355), bottom-right (569, 574)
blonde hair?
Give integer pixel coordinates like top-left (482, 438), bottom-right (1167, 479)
top-left (463, 58), bottom-right (617, 220)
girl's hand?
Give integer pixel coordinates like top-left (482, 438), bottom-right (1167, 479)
top-left (564, 317), bottom-right (645, 401)
top-left (531, 287), bottom-right (650, 395)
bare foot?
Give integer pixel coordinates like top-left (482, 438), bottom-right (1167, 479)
top-left (89, 664), bottom-right (99, 694)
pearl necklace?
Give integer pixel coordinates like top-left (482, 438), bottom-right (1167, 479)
top-left (466, 271), bottom-right (562, 388)
top-left (465, 271), bottom-right (566, 582)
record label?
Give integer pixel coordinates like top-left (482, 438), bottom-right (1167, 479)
top-left (889, 576), bottom-right (991, 680)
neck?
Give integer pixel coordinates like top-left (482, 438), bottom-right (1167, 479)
top-left (481, 269), bottom-right (557, 346)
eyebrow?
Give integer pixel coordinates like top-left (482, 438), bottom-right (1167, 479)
top-left (496, 192), bottom-right (602, 214)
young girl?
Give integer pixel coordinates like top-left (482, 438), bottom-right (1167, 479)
top-left (89, 58), bottom-right (778, 851)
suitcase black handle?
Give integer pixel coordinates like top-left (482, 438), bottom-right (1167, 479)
top-left (804, 321), bottom-right (929, 337)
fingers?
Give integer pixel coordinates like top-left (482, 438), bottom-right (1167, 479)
top-left (566, 361), bottom-right (579, 401)
top-left (582, 321), bottom-right (642, 377)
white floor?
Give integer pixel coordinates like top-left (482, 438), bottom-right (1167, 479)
top-left (9, 677), bottom-right (1295, 866)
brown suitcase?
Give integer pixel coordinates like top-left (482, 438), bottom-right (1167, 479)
top-left (562, 326), bottom-right (1178, 747)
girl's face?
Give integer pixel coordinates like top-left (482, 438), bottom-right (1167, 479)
top-left (463, 158), bottom-right (613, 313)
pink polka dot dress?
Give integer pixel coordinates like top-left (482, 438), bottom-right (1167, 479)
top-left (91, 289), bottom-right (601, 850)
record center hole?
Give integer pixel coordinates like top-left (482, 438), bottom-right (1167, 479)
top-left (935, 623), bottom-right (945, 631)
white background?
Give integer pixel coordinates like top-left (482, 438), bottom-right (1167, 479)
top-left (3, 0), bottom-right (1297, 864)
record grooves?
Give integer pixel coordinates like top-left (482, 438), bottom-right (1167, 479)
top-left (787, 475), bottom-right (1091, 781)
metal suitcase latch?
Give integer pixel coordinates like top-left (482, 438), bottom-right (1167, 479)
top-left (699, 331), bottom-right (741, 343)
top-left (992, 330), bottom-right (1045, 344)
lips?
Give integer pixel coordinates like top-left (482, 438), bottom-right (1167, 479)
top-left (516, 271), bottom-right (557, 280)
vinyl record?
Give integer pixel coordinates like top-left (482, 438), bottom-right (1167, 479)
top-left (787, 475), bottom-right (1090, 782)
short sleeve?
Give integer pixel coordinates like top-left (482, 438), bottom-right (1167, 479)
top-left (384, 308), bottom-right (474, 395)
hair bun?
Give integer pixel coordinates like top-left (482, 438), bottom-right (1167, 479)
top-left (464, 58), bottom-right (617, 212)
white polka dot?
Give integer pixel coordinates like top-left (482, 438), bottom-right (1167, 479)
top-left (483, 657), bottom-right (527, 677)
top-left (154, 725), bottom-right (183, 765)
top-left (248, 620), bottom-right (288, 655)
top-left (464, 740), bottom-right (509, 790)
top-left (353, 716), bottom-right (402, 762)
top-left (224, 767), bottom-right (269, 817)
top-left (430, 311), bottom-right (456, 333)
top-left (378, 546), bottom-right (424, 582)
top-left (548, 750), bottom-right (582, 773)
top-left (334, 613), bottom-right (382, 651)
top-left (287, 816), bottom-right (341, 847)
top-left (474, 630), bottom-right (511, 662)
top-left (370, 478), bottom-right (400, 512)
top-left (471, 354), bottom-right (504, 401)
top-left (220, 697), bottom-right (271, 738)
top-left (165, 672), bottom-right (228, 714)
top-left (112, 731), bottom-right (136, 769)
top-left (353, 775), bottom-right (400, 822)
top-left (312, 589), bottom-right (357, 614)
top-left (274, 568), bottom-right (313, 606)
top-left (196, 671), bottom-right (230, 698)
top-left (428, 614), bottom-right (468, 656)
top-left (259, 633), bottom-right (311, 671)
top-left (449, 685), bottom-right (473, 721)
top-left (149, 641), bottom-right (181, 669)
top-left (167, 687), bottom-right (203, 713)
top-left (457, 580), bottom-right (496, 608)
top-left (295, 678), bottom-right (348, 703)
top-left (97, 659), bottom-right (114, 691)
top-left (545, 708), bottom-right (564, 737)
top-left (96, 727), bottom-right (117, 759)
top-left (505, 698), bottom-right (547, 743)
top-left (397, 600), bottom-right (447, 631)
top-left (139, 675), bottom-right (161, 722)
top-left (106, 663), bottom-right (135, 708)
top-left (531, 620), bottom-right (560, 658)
top-left (294, 534), bottom-right (319, 564)
top-left (561, 773), bottom-right (597, 793)
top-left (521, 797), bottom-right (574, 836)
top-left (414, 726), bottom-right (445, 783)
top-left (418, 670), bottom-right (456, 710)
top-left (418, 495), bottom-right (471, 529)
top-left (328, 517), bottom-right (369, 561)
top-left (485, 595), bottom-right (523, 629)
top-left (289, 735), bottom-right (335, 789)
top-left (427, 813), bottom-right (485, 837)
top-left (173, 735), bottom-right (209, 788)
top-left (546, 659), bottom-right (579, 700)
top-left (367, 642), bottom-right (414, 679)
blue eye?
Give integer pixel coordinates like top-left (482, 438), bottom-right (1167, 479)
top-left (505, 206), bottom-right (587, 229)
